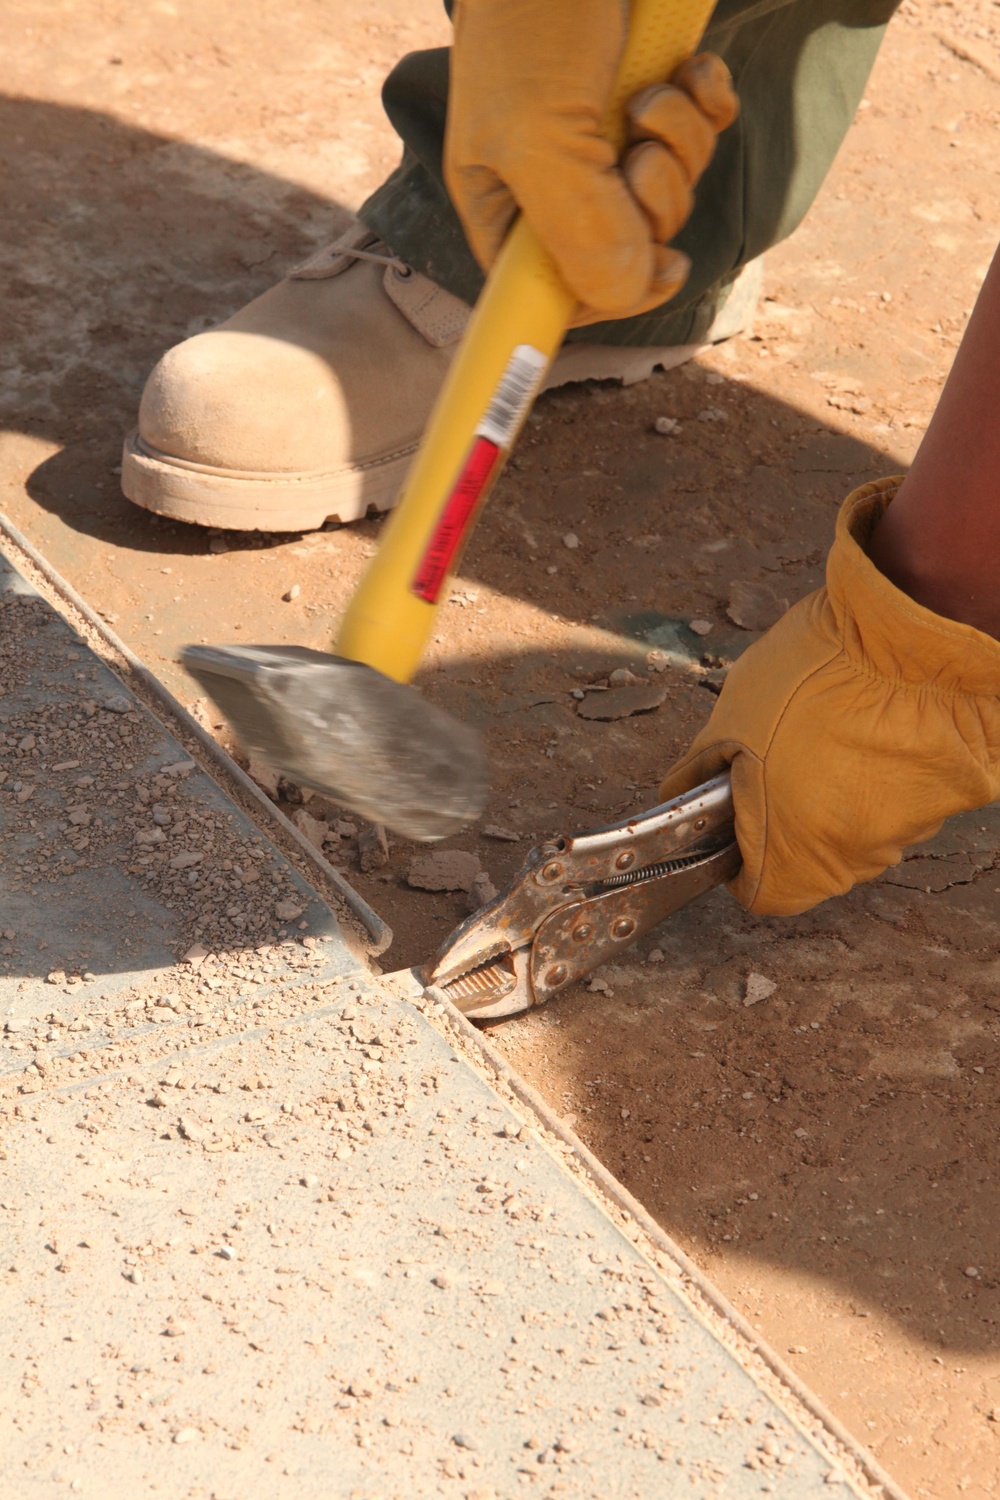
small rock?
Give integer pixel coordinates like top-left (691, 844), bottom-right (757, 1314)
top-left (646, 948), bottom-right (665, 964)
top-left (406, 850), bottom-right (481, 894)
top-left (300, 1174), bottom-right (319, 1188)
top-left (282, 583), bottom-right (301, 602)
top-left (357, 824), bottom-right (390, 872)
top-left (562, 533), bottom-right (580, 550)
top-left (209, 537), bottom-right (228, 554)
top-left (481, 824), bottom-right (519, 842)
top-left (173, 1427), bottom-right (200, 1445)
top-left (160, 759), bottom-right (196, 777)
top-left (697, 407), bottom-right (727, 423)
top-left (332, 819), bottom-right (358, 839)
top-left (576, 683), bottom-right (667, 721)
top-left (744, 972), bottom-right (777, 1007)
top-left (182, 943), bottom-right (209, 968)
top-left (275, 900), bottom-right (303, 922)
top-left (291, 808), bottom-right (327, 851)
top-left (431, 1274), bottom-right (451, 1289)
top-left (452, 1433), bottom-right (478, 1451)
top-left (608, 667), bottom-right (645, 687)
top-left (964, 1266), bottom-right (980, 1279)
top-left (135, 827), bottom-right (166, 846)
top-left (726, 579), bottom-right (789, 633)
top-left (103, 694), bottom-right (132, 714)
top-left (587, 975), bottom-right (610, 994)
top-left (688, 619), bottom-right (714, 637)
top-left (828, 392), bottom-right (873, 415)
top-left (654, 416), bottom-right (680, 435)
top-left (216, 1246), bottom-right (236, 1261)
top-left (465, 871), bottom-right (499, 915)
top-left (247, 755), bottom-right (281, 798)
top-left (169, 850), bottom-right (202, 870)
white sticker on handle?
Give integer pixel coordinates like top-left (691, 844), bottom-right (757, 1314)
top-left (476, 344), bottom-right (549, 449)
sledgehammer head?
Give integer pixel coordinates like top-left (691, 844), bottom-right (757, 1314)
top-left (181, 644), bottom-right (489, 842)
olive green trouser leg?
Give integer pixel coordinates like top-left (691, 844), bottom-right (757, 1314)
top-left (360, 0), bottom-right (900, 347)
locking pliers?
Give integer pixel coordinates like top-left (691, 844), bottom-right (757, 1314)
top-left (422, 774), bottom-right (740, 1021)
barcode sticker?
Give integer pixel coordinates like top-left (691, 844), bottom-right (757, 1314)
top-left (411, 436), bottom-right (500, 603)
top-left (409, 345), bottom-right (548, 604)
top-left (476, 344), bottom-right (548, 449)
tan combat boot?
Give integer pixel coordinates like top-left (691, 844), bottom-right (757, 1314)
top-left (122, 220), bottom-right (759, 533)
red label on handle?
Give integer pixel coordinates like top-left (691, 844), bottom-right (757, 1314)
top-left (410, 436), bottom-right (501, 604)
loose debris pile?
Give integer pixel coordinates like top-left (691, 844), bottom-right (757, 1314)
top-left (0, 590), bottom-right (319, 979)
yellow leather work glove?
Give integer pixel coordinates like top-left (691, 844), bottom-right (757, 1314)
top-left (444, 0), bottom-right (738, 325)
top-left (660, 478), bottom-right (1000, 916)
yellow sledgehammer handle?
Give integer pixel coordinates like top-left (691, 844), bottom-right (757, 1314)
top-left (336, 0), bottom-right (717, 683)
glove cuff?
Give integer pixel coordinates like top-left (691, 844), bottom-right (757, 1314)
top-left (830, 477), bottom-right (1000, 696)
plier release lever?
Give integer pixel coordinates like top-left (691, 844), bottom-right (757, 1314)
top-left (422, 774), bottom-right (740, 1021)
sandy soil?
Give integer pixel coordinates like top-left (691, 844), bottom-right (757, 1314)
top-left (4, 0), bottom-right (1000, 1494)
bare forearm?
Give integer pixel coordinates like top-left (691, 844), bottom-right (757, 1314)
top-left (868, 241), bottom-right (1000, 639)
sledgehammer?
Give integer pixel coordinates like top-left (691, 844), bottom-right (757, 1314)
top-left (182, 0), bottom-right (716, 842)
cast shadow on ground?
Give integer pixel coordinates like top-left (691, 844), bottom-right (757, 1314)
top-left (0, 92), bottom-right (351, 554)
top-left (4, 89), bottom-right (898, 605)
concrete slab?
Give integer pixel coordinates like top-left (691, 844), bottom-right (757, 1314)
top-left (0, 533), bottom-right (907, 1499)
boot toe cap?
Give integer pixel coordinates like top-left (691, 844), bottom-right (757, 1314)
top-left (138, 328), bottom-right (346, 475)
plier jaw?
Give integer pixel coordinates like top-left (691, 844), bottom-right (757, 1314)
top-left (422, 775), bottom-right (740, 1022)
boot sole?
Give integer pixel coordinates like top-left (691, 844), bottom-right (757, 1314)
top-left (121, 428), bottom-right (416, 532)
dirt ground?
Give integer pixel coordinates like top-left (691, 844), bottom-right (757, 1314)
top-left (4, 0), bottom-right (1000, 1494)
